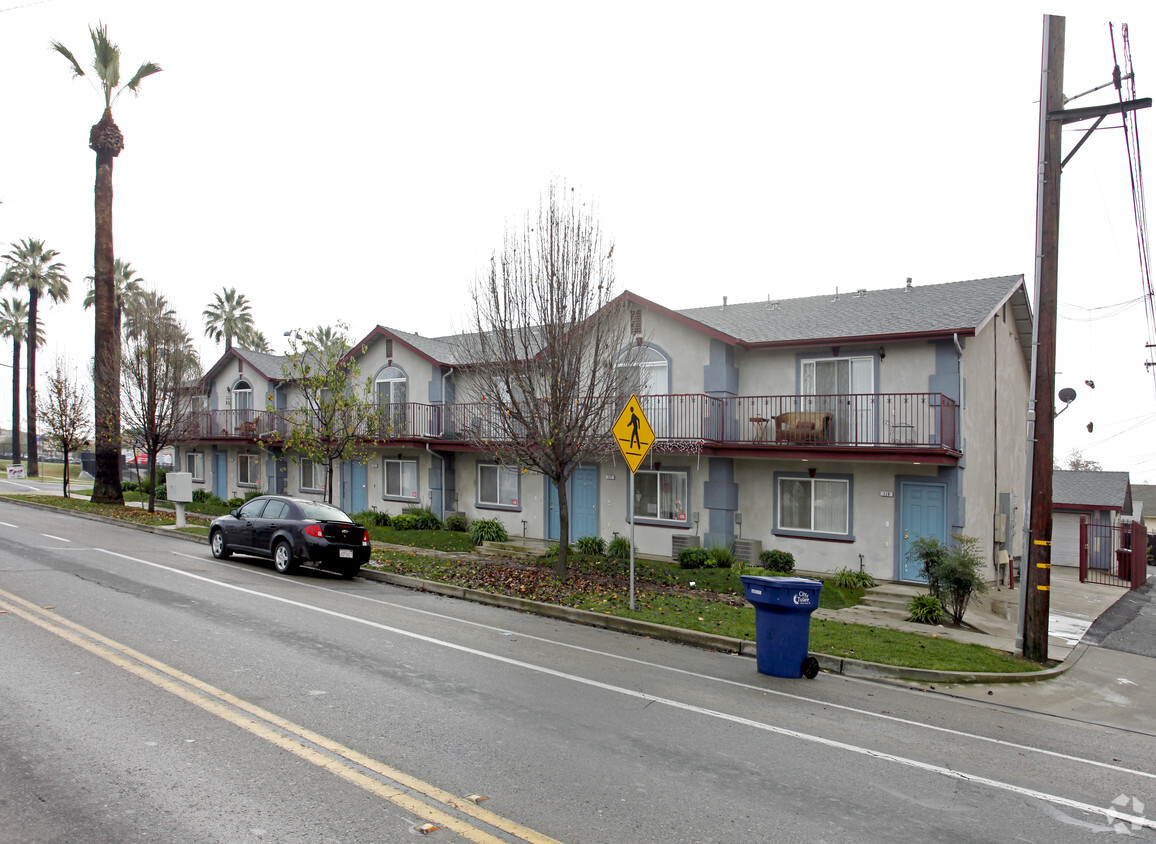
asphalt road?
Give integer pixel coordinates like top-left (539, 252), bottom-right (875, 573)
top-left (2, 499), bottom-right (1155, 842)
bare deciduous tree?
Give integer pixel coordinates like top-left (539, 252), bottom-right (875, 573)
top-left (278, 324), bottom-right (377, 504)
top-left (37, 357), bottom-right (91, 498)
top-left (1055, 448), bottom-right (1102, 472)
top-left (461, 183), bottom-right (630, 577)
top-left (121, 289), bottom-right (199, 512)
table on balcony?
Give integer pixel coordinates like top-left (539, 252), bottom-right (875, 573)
top-left (749, 417), bottom-right (770, 442)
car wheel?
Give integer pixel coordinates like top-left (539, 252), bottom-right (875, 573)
top-left (210, 529), bottom-right (231, 559)
top-left (273, 540), bottom-right (297, 574)
top-left (340, 563), bottom-right (360, 580)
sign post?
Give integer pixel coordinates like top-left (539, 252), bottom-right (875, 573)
top-left (612, 395), bottom-right (655, 610)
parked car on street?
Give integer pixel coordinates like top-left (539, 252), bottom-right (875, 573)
top-left (209, 495), bottom-right (371, 578)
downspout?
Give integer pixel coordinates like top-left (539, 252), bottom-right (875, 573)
top-left (433, 367), bottom-right (454, 517)
top-left (426, 443), bottom-right (446, 519)
top-left (953, 333), bottom-right (964, 452)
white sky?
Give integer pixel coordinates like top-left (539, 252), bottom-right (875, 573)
top-left (1, 1), bottom-right (1155, 478)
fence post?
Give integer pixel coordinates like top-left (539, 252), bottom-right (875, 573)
top-left (1078, 516), bottom-right (1088, 583)
top-left (1133, 520), bottom-right (1147, 590)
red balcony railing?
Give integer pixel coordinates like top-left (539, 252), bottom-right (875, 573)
top-left (188, 393), bottom-right (958, 452)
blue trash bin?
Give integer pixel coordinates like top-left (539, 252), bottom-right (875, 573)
top-left (741, 575), bottom-right (824, 679)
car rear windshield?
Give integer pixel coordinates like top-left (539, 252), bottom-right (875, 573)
top-left (300, 502), bottom-right (355, 523)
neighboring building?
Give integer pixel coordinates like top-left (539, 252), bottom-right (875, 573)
top-left (1130, 483), bottom-right (1156, 535)
top-left (174, 275), bottom-right (1034, 583)
top-left (1051, 470), bottom-right (1133, 568)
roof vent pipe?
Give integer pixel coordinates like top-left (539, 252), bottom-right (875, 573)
top-left (723, 296), bottom-right (727, 308)
top-left (906, 277), bottom-right (913, 291)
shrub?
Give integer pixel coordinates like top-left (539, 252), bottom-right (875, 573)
top-left (192, 489), bottom-right (213, 503)
top-left (353, 510), bottom-right (391, 527)
top-left (122, 481), bottom-right (138, 492)
top-left (707, 544), bottom-right (737, 569)
top-left (154, 484), bottom-right (167, 501)
top-left (469, 518), bottom-right (508, 545)
top-left (445, 513), bottom-right (469, 532)
top-left (607, 535), bottom-right (635, 560)
top-left (935, 535), bottom-right (988, 624)
top-left (243, 488), bottom-right (264, 502)
top-left (544, 543), bottom-right (575, 558)
top-left (227, 497), bottom-right (244, 508)
top-left (758, 549), bottom-right (795, 574)
top-left (390, 513), bottom-right (419, 531)
top-left (908, 536), bottom-right (948, 597)
top-left (403, 507), bottom-right (443, 530)
top-left (575, 535), bottom-right (606, 555)
top-left (831, 567), bottom-right (875, 589)
top-left (908, 594), bottom-right (945, 625)
top-left (678, 547), bottom-right (711, 569)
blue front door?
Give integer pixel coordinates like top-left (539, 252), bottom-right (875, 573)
top-left (344, 461), bottom-right (367, 513)
top-left (547, 465), bottom-right (599, 541)
top-left (899, 482), bottom-right (946, 581)
top-left (213, 451), bottom-right (227, 500)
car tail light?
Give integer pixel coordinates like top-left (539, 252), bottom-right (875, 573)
top-left (362, 528), bottom-right (370, 546)
top-left (304, 523), bottom-right (324, 538)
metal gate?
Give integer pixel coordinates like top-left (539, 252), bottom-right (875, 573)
top-left (1079, 518), bottom-right (1147, 589)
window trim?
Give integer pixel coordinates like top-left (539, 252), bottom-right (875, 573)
top-left (383, 457), bottom-right (419, 501)
top-left (772, 472), bottom-right (854, 542)
top-left (477, 462), bottom-right (521, 511)
top-left (300, 458), bottom-right (324, 493)
top-left (238, 451), bottom-right (260, 487)
top-left (630, 466), bottom-right (690, 527)
top-left (185, 451), bottom-right (205, 483)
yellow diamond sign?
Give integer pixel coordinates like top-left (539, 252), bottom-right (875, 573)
top-left (613, 395), bottom-right (655, 474)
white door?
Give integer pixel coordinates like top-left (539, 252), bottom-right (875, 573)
top-left (1051, 513), bottom-right (1081, 567)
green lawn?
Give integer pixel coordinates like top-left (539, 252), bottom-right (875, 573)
top-left (1, 493), bottom-right (1043, 673)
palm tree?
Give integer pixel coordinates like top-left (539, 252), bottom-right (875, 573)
top-left (1, 239), bottom-right (70, 478)
top-left (242, 328), bottom-right (273, 354)
top-left (53, 23), bottom-right (161, 504)
top-left (307, 324), bottom-right (349, 358)
top-left (203, 288), bottom-right (255, 351)
top-left (84, 258), bottom-right (144, 340)
top-left (0, 298), bottom-right (40, 467)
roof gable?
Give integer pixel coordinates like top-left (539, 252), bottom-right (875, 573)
top-left (1053, 470), bottom-right (1131, 510)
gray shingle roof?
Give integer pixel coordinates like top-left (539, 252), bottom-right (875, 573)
top-left (232, 347), bottom-right (290, 380)
top-left (1130, 484), bottom-right (1156, 516)
top-left (1053, 470), bottom-right (1131, 509)
top-left (677, 275), bottom-right (1026, 345)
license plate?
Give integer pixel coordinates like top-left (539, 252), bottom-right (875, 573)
top-left (339, 549), bottom-right (353, 558)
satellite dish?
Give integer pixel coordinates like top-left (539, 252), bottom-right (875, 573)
top-left (1058, 387), bottom-right (1077, 404)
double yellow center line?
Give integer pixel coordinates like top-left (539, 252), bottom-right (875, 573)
top-left (0, 587), bottom-right (558, 844)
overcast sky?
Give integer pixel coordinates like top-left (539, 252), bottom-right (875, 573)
top-left (1, 1), bottom-right (1154, 479)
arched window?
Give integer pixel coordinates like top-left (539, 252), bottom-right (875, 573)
top-left (615, 346), bottom-right (670, 435)
top-left (375, 366), bottom-right (407, 406)
top-left (375, 365), bottom-right (408, 435)
top-left (232, 379), bottom-right (252, 410)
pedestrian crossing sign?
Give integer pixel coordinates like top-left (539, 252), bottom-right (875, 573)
top-left (612, 395), bottom-right (655, 474)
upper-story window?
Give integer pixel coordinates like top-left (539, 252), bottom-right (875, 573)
top-left (375, 365), bottom-right (408, 435)
top-left (232, 379), bottom-right (253, 412)
top-left (616, 345), bottom-right (670, 436)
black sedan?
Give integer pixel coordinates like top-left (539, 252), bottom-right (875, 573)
top-left (209, 495), bottom-right (371, 577)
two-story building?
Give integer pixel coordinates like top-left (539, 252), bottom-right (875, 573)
top-left (177, 274), bottom-right (1033, 583)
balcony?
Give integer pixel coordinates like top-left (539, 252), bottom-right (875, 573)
top-left (187, 393), bottom-right (958, 459)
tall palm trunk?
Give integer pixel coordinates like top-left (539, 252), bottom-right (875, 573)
top-left (10, 339), bottom-right (21, 467)
top-left (25, 288), bottom-right (39, 477)
top-left (90, 108), bottom-right (124, 504)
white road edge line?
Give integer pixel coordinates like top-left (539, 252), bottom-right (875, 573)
top-left (168, 549), bottom-right (1156, 785)
top-left (41, 533), bottom-right (71, 543)
top-left (96, 547), bottom-right (1153, 829)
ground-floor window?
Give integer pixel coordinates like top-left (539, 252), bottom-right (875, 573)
top-left (384, 458), bottom-right (419, 500)
top-left (300, 458), bottom-right (322, 492)
top-left (633, 468), bottom-right (688, 524)
top-left (238, 452), bottom-right (260, 486)
top-left (775, 474), bottom-right (851, 538)
top-left (185, 451), bottom-right (204, 482)
top-left (478, 463), bottom-right (520, 509)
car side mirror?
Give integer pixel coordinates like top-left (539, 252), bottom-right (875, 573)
top-left (231, 508), bottom-right (240, 518)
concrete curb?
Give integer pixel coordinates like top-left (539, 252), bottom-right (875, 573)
top-left (1, 495), bottom-right (1077, 684)
top-left (359, 568), bottom-right (1078, 684)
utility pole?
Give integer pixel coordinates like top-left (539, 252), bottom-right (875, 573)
top-left (1022, 14), bottom-right (1064, 664)
top-left (1020, 15), bottom-right (1151, 662)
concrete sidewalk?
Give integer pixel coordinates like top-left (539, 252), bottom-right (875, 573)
top-left (811, 565), bottom-right (1133, 663)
